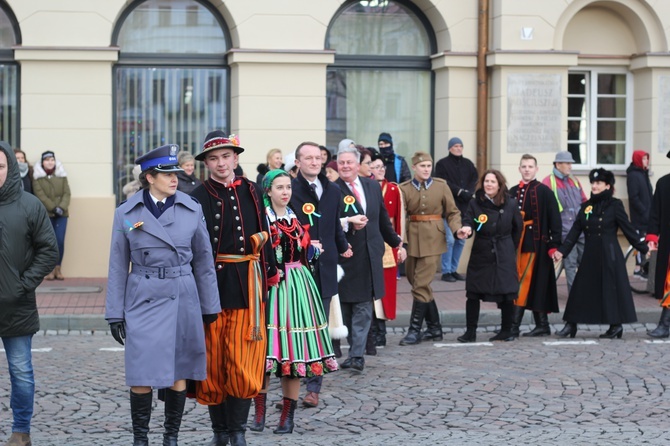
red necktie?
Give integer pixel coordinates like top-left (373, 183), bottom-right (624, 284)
top-left (349, 181), bottom-right (362, 203)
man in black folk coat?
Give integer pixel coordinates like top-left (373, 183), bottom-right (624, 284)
top-left (509, 154), bottom-right (562, 337)
top-left (290, 141), bottom-right (351, 407)
top-left (646, 151), bottom-right (670, 338)
top-left (335, 144), bottom-right (405, 372)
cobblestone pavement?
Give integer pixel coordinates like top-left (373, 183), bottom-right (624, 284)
top-left (1, 328), bottom-right (670, 445)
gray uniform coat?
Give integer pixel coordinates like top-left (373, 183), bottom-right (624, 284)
top-left (105, 190), bottom-right (221, 387)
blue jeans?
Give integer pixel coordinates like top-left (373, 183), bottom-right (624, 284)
top-left (441, 221), bottom-right (465, 274)
top-left (50, 216), bottom-right (68, 265)
top-left (2, 335), bottom-right (35, 433)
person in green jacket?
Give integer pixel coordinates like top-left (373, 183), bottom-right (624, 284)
top-left (32, 150), bottom-right (71, 280)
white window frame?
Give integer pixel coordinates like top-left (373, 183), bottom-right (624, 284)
top-left (568, 67), bottom-right (632, 169)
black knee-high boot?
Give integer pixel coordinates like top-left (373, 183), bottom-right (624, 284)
top-left (420, 300), bottom-right (444, 341)
top-left (399, 300), bottom-right (429, 345)
top-left (207, 403), bottom-right (229, 446)
top-left (375, 319), bottom-right (387, 347)
top-left (163, 388), bottom-right (186, 446)
top-left (648, 307), bottom-right (670, 338)
top-left (490, 301), bottom-right (515, 341)
top-left (130, 390), bottom-right (152, 446)
top-left (226, 397), bottom-right (251, 446)
top-left (523, 311), bottom-right (551, 337)
top-left (510, 305), bottom-right (525, 338)
top-left (457, 298), bottom-right (480, 343)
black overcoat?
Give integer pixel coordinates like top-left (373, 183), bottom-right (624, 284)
top-left (509, 181), bottom-right (562, 313)
top-left (558, 191), bottom-right (647, 324)
top-left (645, 174), bottom-right (670, 299)
top-left (626, 163), bottom-right (653, 233)
top-left (463, 191), bottom-right (523, 300)
top-left (336, 176), bottom-right (401, 303)
top-left (290, 172), bottom-right (349, 299)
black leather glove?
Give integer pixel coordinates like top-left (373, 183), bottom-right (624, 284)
top-left (458, 189), bottom-right (472, 200)
top-left (202, 314), bottom-right (218, 325)
top-left (109, 321), bottom-right (126, 345)
top-left (53, 207), bottom-right (64, 217)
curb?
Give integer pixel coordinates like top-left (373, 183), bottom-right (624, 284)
top-left (39, 308), bottom-right (662, 332)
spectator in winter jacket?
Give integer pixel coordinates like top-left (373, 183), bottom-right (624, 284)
top-left (13, 149), bottom-right (33, 194)
top-left (434, 137), bottom-right (478, 282)
top-left (626, 150), bottom-right (653, 278)
top-left (0, 142), bottom-right (58, 446)
top-left (32, 151), bottom-right (71, 280)
top-left (377, 132), bottom-right (411, 184)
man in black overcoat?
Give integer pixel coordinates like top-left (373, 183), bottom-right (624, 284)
top-left (509, 154), bottom-right (562, 337)
top-left (335, 144), bottom-right (405, 372)
top-left (290, 141), bottom-right (351, 407)
top-left (646, 150), bottom-right (670, 338)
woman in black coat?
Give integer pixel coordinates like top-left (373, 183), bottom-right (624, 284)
top-left (554, 168), bottom-right (648, 339)
top-left (457, 169), bottom-right (523, 343)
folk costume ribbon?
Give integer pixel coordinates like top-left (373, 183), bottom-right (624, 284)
top-left (216, 231), bottom-right (269, 341)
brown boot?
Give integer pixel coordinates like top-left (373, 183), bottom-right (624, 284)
top-left (4, 432), bottom-right (32, 446)
top-left (45, 269), bottom-right (56, 281)
top-left (54, 265), bottom-right (64, 280)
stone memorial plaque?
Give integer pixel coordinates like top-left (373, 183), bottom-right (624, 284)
top-left (507, 73), bottom-right (561, 153)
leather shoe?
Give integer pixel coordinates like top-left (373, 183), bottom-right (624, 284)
top-left (302, 391), bottom-right (319, 408)
top-left (340, 357), bottom-right (353, 369)
top-left (451, 272), bottom-right (466, 281)
top-left (441, 273), bottom-right (457, 282)
top-left (351, 357), bottom-right (365, 372)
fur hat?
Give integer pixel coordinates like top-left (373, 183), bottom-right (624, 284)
top-left (588, 168), bottom-right (615, 186)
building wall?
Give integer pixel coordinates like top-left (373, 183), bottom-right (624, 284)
top-left (5, 0), bottom-right (670, 276)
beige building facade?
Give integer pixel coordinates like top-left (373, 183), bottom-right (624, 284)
top-left (1, 0), bottom-right (669, 276)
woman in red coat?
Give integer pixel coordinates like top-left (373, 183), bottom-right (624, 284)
top-left (369, 153), bottom-right (405, 348)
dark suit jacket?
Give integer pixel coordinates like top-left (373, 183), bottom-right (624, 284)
top-left (290, 171), bottom-right (349, 299)
top-left (336, 176), bottom-right (402, 303)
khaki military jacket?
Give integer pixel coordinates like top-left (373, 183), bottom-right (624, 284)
top-left (399, 177), bottom-right (461, 258)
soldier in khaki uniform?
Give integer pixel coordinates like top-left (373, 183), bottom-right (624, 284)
top-left (399, 152), bottom-right (462, 345)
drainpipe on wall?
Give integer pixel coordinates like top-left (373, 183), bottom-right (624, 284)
top-left (477, 0), bottom-right (489, 173)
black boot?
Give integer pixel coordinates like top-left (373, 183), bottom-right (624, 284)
top-left (273, 397), bottom-right (297, 434)
top-left (457, 298), bottom-right (480, 343)
top-left (489, 302), bottom-right (515, 341)
top-left (648, 307), bottom-right (670, 338)
top-left (523, 312), bottom-right (551, 337)
top-left (556, 322), bottom-right (577, 338)
top-left (249, 393), bottom-right (266, 432)
top-left (420, 300), bottom-right (444, 341)
top-left (130, 390), bottom-right (152, 446)
top-left (226, 397), bottom-right (252, 446)
top-left (332, 339), bottom-right (342, 358)
top-left (599, 324), bottom-right (623, 339)
top-left (510, 306), bottom-right (525, 338)
top-left (207, 403), bottom-right (229, 446)
top-left (399, 300), bottom-right (428, 345)
top-left (375, 319), bottom-right (387, 347)
top-left (365, 322), bottom-right (377, 356)
top-left (163, 388), bottom-right (186, 446)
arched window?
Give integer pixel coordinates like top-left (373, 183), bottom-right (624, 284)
top-left (326, 0), bottom-right (435, 157)
top-left (0, 1), bottom-right (20, 146)
top-left (112, 0), bottom-right (230, 200)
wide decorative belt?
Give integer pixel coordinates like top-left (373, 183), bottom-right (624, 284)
top-left (409, 214), bottom-right (442, 222)
top-left (215, 231), bottom-right (269, 342)
top-left (131, 264), bottom-right (192, 279)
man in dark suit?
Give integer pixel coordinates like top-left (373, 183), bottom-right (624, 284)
top-left (335, 144), bottom-right (406, 372)
top-left (290, 141), bottom-right (352, 407)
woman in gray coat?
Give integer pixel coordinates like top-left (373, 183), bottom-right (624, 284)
top-left (105, 144), bottom-right (221, 446)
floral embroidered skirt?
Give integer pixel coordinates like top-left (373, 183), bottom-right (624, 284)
top-left (266, 261), bottom-right (338, 378)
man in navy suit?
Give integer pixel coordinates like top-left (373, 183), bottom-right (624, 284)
top-left (290, 141), bottom-right (352, 407)
top-left (335, 144), bottom-right (406, 372)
